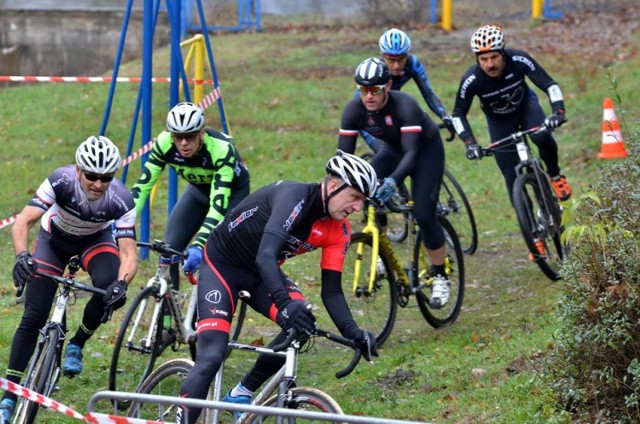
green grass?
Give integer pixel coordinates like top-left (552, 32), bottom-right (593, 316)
top-left (0, 15), bottom-right (639, 423)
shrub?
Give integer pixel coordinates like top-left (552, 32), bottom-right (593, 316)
top-left (547, 99), bottom-right (640, 422)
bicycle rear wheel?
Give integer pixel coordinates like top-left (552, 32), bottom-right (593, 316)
top-left (341, 232), bottom-right (397, 347)
top-left (413, 216), bottom-right (465, 327)
top-left (14, 327), bottom-right (61, 424)
top-left (109, 286), bottom-right (164, 411)
top-left (513, 172), bottom-right (565, 281)
top-left (245, 387), bottom-right (344, 423)
top-left (128, 358), bottom-right (194, 420)
top-left (440, 168), bottom-right (478, 255)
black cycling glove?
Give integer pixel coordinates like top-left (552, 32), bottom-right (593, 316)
top-left (464, 138), bottom-right (483, 160)
top-left (352, 329), bottom-right (379, 362)
top-left (276, 300), bottom-right (316, 334)
top-left (104, 279), bottom-right (128, 310)
top-left (13, 251), bottom-right (37, 289)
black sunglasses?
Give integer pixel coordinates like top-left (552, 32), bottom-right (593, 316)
top-left (83, 171), bottom-right (115, 183)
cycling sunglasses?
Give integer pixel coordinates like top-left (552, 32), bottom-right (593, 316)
top-left (83, 171), bottom-right (115, 183)
top-left (356, 84), bottom-right (386, 95)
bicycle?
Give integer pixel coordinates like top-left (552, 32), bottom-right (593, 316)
top-left (360, 126), bottom-right (478, 255)
top-left (342, 197), bottom-right (465, 347)
top-left (12, 257), bottom-right (112, 424)
top-left (480, 124), bottom-right (566, 281)
top-left (127, 325), bottom-right (362, 423)
top-left (108, 240), bottom-right (248, 410)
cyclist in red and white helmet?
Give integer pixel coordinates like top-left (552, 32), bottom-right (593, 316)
top-left (131, 101), bottom-right (250, 289)
top-left (451, 24), bottom-right (572, 255)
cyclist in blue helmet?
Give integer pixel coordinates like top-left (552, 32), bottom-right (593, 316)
top-left (359, 28), bottom-right (455, 152)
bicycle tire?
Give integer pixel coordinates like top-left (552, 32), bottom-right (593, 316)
top-left (441, 168), bottom-right (479, 255)
top-left (513, 172), bottom-right (565, 281)
top-left (341, 232), bottom-right (397, 347)
top-left (127, 358), bottom-right (194, 420)
top-left (244, 387), bottom-right (344, 423)
top-left (14, 327), bottom-right (61, 424)
top-left (413, 216), bottom-right (465, 328)
top-left (109, 285), bottom-right (164, 411)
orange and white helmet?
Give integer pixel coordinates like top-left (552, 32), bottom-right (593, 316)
top-left (470, 24), bottom-right (505, 54)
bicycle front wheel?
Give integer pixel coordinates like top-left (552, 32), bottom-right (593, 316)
top-left (14, 326), bottom-right (61, 424)
top-left (245, 387), bottom-right (344, 423)
top-left (440, 168), bottom-right (478, 255)
top-left (109, 286), bottom-right (164, 411)
top-left (341, 232), bottom-right (397, 347)
top-left (414, 216), bottom-right (465, 327)
top-left (513, 172), bottom-right (565, 281)
top-left (128, 358), bottom-right (194, 420)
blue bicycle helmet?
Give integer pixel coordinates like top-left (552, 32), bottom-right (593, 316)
top-left (379, 28), bottom-right (412, 56)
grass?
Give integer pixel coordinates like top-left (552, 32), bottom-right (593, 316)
top-left (0, 13), bottom-right (639, 423)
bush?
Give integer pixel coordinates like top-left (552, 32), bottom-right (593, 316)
top-left (546, 104), bottom-right (640, 422)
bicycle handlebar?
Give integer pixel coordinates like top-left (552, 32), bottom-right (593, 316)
top-left (481, 125), bottom-right (549, 157)
top-left (33, 270), bottom-right (113, 322)
top-left (138, 240), bottom-right (198, 285)
top-left (272, 328), bottom-right (362, 379)
top-left (437, 122), bottom-right (456, 142)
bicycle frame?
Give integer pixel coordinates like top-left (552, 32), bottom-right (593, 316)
top-left (126, 265), bottom-right (198, 354)
top-left (354, 203), bottom-right (454, 296)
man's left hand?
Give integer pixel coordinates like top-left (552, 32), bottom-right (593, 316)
top-left (375, 177), bottom-right (397, 203)
top-left (544, 109), bottom-right (566, 129)
top-left (183, 246), bottom-right (203, 273)
top-left (353, 329), bottom-right (379, 362)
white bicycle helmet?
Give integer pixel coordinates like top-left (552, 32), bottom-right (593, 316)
top-left (379, 28), bottom-right (412, 56)
top-left (470, 24), bottom-right (505, 54)
top-left (166, 102), bottom-right (205, 133)
top-left (354, 57), bottom-right (391, 87)
top-left (326, 150), bottom-right (378, 198)
top-left (76, 136), bottom-right (121, 174)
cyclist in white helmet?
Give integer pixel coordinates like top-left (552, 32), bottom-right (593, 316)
top-left (131, 101), bottom-right (250, 295)
top-left (175, 151), bottom-right (379, 423)
top-left (359, 28), bottom-right (455, 152)
top-left (0, 136), bottom-right (138, 422)
top-left (451, 24), bottom-right (572, 257)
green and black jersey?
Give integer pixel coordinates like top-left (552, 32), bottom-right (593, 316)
top-left (131, 130), bottom-right (237, 248)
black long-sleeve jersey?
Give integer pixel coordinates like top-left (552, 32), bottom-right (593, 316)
top-left (451, 49), bottom-right (565, 141)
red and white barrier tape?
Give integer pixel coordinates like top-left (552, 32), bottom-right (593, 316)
top-left (0, 88), bottom-right (222, 229)
top-left (0, 75), bottom-right (213, 85)
top-left (84, 412), bottom-right (165, 424)
top-left (0, 377), bottom-right (166, 423)
top-left (0, 377), bottom-right (85, 420)
top-left (0, 215), bottom-right (18, 229)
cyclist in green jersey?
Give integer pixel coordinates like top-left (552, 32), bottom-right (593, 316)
top-left (131, 102), bottom-right (250, 286)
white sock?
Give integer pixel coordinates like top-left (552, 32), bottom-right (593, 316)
top-left (230, 383), bottom-right (253, 398)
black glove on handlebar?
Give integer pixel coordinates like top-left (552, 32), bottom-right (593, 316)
top-left (353, 329), bottom-right (379, 362)
top-left (13, 251), bottom-right (37, 289)
top-left (276, 300), bottom-right (316, 334)
top-left (442, 116), bottom-right (456, 137)
top-left (104, 279), bottom-right (128, 310)
top-left (544, 109), bottom-right (566, 129)
top-left (464, 138), bottom-right (483, 161)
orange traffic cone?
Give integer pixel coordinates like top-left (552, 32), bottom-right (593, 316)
top-left (597, 98), bottom-right (628, 159)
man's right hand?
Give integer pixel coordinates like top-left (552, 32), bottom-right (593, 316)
top-left (13, 251), bottom-right (37, 289)
top-left (276, 300), bottom-right (316, 334)
top-left (464, 138), bottom-right (483, 161)
top-left (352, 329), bottom-right (379, 362)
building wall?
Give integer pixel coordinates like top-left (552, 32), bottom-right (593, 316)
top-left (0, 9), bottom-right (170, 76)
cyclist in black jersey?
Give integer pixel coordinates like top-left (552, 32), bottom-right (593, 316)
top-left (0, 136), bottom-right (137, 422)
top-left (451, 24), bottom-right (572, 204)
top-left (338, 57), bottom-right (451, 309)
top-left (175, 151), bottom-right (379, 424)
top-left (360, 28), bottom-right (454, 151)
top-left (130, 102), bottom-right (250, 289)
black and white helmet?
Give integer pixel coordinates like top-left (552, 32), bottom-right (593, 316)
top-left (166, 102), bottom-right (205, 133)
top-left (76, 136), bottom-right (121, 174)
top-left (326, 150), bottom-right (378, 198)
top-left (354, 57), bottom-right (391, 87)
